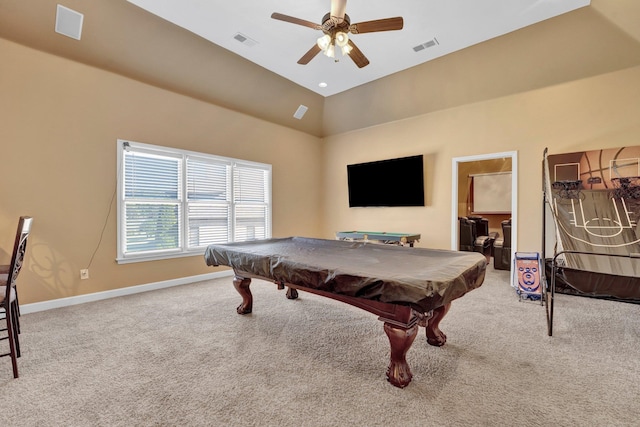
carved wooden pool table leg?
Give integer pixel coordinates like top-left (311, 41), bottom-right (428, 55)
top-left (383, 321), bottom-right (419, 388)
top-left (276, 281), bottom-right (299, 300)
top-left (424, 303), bottom-right (451, 346)
top-left (233, 276), bottom-right (253, 314)
top-left (286, 287), bottom-right (298, 299)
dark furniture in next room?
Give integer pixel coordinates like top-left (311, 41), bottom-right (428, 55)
top-left (493, 219), bottom-right (512, 270)
top-left (458, 217), bottom-right (492, 260)
top-left (468, 215), bottom-right (499, 255)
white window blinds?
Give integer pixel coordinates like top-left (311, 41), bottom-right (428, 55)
top-left (123, 150), bottom-right (181, 254)
top-left (117, 140), bottom-right (272, 263)
top-left (186, 156), bottom-right (231, 248)
top-left (233, 163), bottom-right (270, 242)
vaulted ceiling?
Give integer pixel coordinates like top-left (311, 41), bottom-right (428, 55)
top-left (126, 0), bottom-right (590, 96)
top-left (1, 0), bottom-right (640, 137)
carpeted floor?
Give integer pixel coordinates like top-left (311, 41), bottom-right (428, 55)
top-left (1, 267), bottom-right (639, 426)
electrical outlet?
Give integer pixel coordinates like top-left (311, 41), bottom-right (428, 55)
top-left (80, 269), bottom-right (89, 280)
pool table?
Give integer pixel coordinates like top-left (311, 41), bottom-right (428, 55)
top-left (336, 230), bottom-right (421, 247)
top-left (204, 237), bottom-right (486, 388)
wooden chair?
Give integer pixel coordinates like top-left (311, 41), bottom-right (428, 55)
top-left (1, 216), bottom-right (33, 378)
top-left (0, 217), bottom-right (33, 333)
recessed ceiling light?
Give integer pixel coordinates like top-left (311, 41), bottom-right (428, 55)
top-left (293, 105), bottom-right (308, 120)
top-left (318, 82), bottom-right (328, 88)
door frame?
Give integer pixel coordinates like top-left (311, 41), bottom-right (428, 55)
top-left (451, 151), bottom-right (518, 282)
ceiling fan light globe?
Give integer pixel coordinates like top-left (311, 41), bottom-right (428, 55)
top-left (316, 34), bottom-right (331, 50)
top-left (335, 31), bottom-right (349, 47)
top-left (324, 44), bottom-right (336, 58)
top-left (341, 44), bottom-right (353, 56)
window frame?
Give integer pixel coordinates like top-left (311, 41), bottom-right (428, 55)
top-left (116, 139), bottom-right (272, 264)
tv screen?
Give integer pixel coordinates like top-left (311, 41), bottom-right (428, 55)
top-left (347, 155), bottom-right (425, 207)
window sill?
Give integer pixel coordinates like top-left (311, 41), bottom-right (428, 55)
top-left (116, 250), bottom-right (205, 264)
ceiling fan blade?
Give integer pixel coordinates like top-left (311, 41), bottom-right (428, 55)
top-left (330, 0), bottom-right (348, 21)
top-left (346, 40), bottom-right (369, 68)
top-left (271, 12), bottom-right (322, 30)
top-left (297, 44), bottom-right (322, 65)
top-left (349, 17), bottom-right (404, 34)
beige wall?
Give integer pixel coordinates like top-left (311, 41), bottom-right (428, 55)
top-left (0, 38), bottom-right (323, 304)
top-left (322, 6), bottom-right (640, 136)
top-left (4, 34), bottom-right (640, 306)
top-left (322, 65), bottom-right (640, 251)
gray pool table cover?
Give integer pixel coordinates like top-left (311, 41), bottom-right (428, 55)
top-left (205, 237), bottom-right (487, 312)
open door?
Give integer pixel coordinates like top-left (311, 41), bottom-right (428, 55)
top-left (451, 151), bottom-right (518, 285)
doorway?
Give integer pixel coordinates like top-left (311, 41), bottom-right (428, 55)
top-left (451, 151), bottom-right (518, 281)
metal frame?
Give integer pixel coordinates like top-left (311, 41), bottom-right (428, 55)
top-left (546, 250), bottom-right (640, 336)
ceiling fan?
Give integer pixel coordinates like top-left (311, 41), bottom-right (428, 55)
top-left (271, 0), bottom-right (404, 68)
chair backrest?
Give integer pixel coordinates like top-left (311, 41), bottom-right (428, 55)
top-left (469, 215), bottom-right (489, 237)
top-left (501, 219), bottom-right (512, 248)
top-left (6, 216), bottom-right (33, 293)
top-left (458, 217), bottom-right (477, 249)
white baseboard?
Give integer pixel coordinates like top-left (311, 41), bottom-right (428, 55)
top-left (21, 270), bottom-right (234, 314)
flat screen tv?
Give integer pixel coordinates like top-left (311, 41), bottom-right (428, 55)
top-left (347, 155), bottom-right (425, 207)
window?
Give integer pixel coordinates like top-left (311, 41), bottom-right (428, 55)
top-left (117, 140), bottom-right (271, 263)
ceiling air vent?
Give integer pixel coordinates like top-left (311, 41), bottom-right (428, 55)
top-left (413, 38), bottom-right (439, 52)
top-left (233, 33), bottom-right (258, 47)
top-left (55, 4), bottom-right (84, 40)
